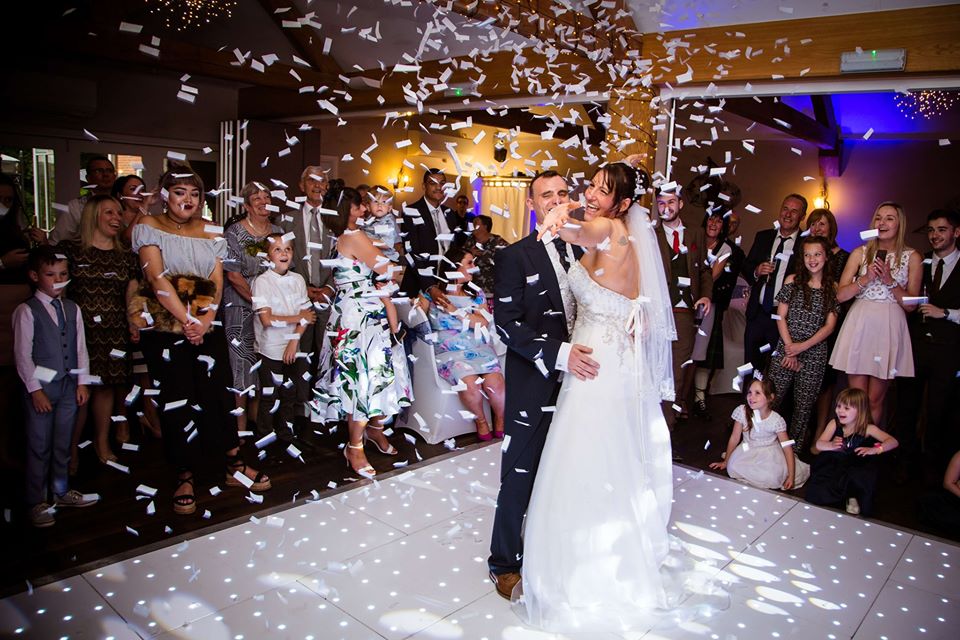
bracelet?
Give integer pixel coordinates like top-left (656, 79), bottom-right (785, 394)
top-left (874, 442), bottom-right (884, 454)
top-left (855, 277), bottom-right (865, 290)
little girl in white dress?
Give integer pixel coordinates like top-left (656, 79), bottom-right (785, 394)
top-left (711, 377), bottom-right (810, 490)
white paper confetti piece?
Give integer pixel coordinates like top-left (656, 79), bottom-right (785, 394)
top-left (859, 228), bottom-right (880, 241)
top-left (863, 128), bottom-right (874, 140)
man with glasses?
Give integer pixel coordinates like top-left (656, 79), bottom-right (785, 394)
top-left (49, 156), bottom-right (117, 245)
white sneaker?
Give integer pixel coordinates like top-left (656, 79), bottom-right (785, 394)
top-left (845, 497), bottom-right (861, 515)
top-left (54, 489), bottom-right (98, 508)
top-left (30, 503), bottom-right (55, 528)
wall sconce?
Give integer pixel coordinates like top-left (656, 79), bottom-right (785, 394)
top-left (813, 179), bottom-right (830, 210)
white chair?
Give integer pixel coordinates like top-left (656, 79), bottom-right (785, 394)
top-left (398, 335), bottom-right (507, 445)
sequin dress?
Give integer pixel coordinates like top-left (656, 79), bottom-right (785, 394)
top-left (59, 241), bottom-right (138, 384)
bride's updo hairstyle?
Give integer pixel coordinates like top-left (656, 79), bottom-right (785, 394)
top-left (590, 163), bottom-right (648, 219)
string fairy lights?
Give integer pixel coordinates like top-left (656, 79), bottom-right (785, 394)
top-left (145, 0), bottom-right (237, 31)
top-left (894, 90), bottom-right (958, 120)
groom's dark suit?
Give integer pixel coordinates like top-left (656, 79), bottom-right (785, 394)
top-left (489, 231), bottom-right (580, 577)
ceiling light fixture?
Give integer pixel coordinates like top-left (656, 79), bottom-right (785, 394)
top-left (145, 0), bottom-right (237, 32)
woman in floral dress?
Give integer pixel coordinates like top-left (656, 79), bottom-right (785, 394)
top-left (420, 245), bottom-right (504, 440)
top-left (313, 186), bottom-right (411, 477)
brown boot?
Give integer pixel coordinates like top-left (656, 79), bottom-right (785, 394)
top-left (489, 571), bottom-right (521, 600)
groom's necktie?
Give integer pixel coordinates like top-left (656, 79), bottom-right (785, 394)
top-left (551, 237), bottom-right (571, 272)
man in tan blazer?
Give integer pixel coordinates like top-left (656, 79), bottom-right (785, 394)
top-left (656, 186), bottom-right (713, 433)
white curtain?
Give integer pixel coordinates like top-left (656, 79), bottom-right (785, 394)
top-left (479, 177), bottom-right (532, 244)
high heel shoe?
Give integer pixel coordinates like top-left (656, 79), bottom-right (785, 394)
top-left (173, 474), bottom-right (196, 515)
top-left (475, 418), bottom-right (493, 441)
top-left (344, 442), bottom-right (376, 477)
top-left (364, 425), bottom-right (398, 455)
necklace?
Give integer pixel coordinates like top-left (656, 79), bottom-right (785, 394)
top-left (164, 212), bottom-right (187, 230)
top-left (245, 216), bottom-right (270, 236)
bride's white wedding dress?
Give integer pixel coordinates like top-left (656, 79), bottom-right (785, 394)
top-left (514, 208), bottom-right (721, 632)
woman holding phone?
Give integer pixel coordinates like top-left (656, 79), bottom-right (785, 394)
top-left (829, 202), bottom-right (922, 425)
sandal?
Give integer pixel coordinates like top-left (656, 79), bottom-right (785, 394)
top-left (173, 474), bottom-right (196, 515)
top-left (364, 425), bottom-right (398, 455)
top-left (225, 455), bottom-right (272, 492)
top-left (344, 442), bottom-right (376, 477)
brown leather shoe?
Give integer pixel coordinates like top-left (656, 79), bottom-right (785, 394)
top-left (489, 571), bottom-right (521, 600)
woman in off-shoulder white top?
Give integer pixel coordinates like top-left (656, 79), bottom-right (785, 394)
top-left (131, 167), bottom-right (271, 516)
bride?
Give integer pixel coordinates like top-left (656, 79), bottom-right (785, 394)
top-left (515, 162), bottom-right (691, 631)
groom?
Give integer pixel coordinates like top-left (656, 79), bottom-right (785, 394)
top-left (488, 170), bottom-right (599, 599)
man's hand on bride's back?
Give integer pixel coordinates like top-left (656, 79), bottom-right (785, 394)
top-left (568, 344), bottom-right (599, 380)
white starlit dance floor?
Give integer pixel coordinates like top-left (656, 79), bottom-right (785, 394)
top-left (2, 442), bottom-right (958, 639)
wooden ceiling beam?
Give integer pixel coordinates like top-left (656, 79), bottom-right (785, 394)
top-left (642, 4), bottom-right (960, 86)
top-left (255, 0), bottom-right (344, 76)
top-left (50, 29), bottom-right (340, 91)
top-left (717, 97), bottom-right (839, 150)
top-left (239, 48), bottom-right (610, 120)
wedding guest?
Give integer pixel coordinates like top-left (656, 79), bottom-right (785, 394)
top-left (655, 186), bottom-right (712, 427)
top-left (252, 233), bottom-right (316, 449)
top-left (807, 388), bottom-right (897, 516)
top-left (0, 174), bottom-right (40, 469)
top-left (918, 449), bottom-right (960, 533)
top-left (14, 246), bottom-right (97, 527)
top-left (50, 156), bottom-right (116, 245)
top-left (59, 195), bottom-right (139, 467)
top-left (450, 193), bottom-right (474, 248)
top-left (399, 168), bottom-right (458, 298)
top-left (1, 173), bottom-right (45, 282)
top-left (830, 202), bottom-right (922, 425)
top-left (469, 215), bottom-right (508, 298)
top-left (895, 209), bottom-right (960, 478)
top-left (279, 166), bottom-right (335, 421)
top-left (806, 208), bottom-right (849, 282)
top-left (765, 236), bottom-right (838, 452)
top-left (742, 194), bottom-right (805, 375)
top-left (362, 185), bottom-right (402, 262)
top-left (133, 167), bottom-right (270, 515)
top-left (420, 245), bottom-right (504, 440)
top-left (314, 186), bottom-right (411, 478)
top-left (710, 377), bottom-right (809, 490)
top-left (223, 182), bottom-right (281, 434)
top-left (805, 208), bottom-right (851, 448)
top-left (111, 175), bottom-right (149, 247)
top-left (691, 207), bottom-right (744, 419)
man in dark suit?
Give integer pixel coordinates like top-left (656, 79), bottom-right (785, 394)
top-left (896, 209), bottom-right (960, 478)
top-left (488, 170), bottom-right (598, 599)
top-left (398, 168), bottom-right (461, 299)
top-left (278, 165), bottom-right (335, 433)
top-left (741, 193), bottom-right (807, 376)
top-left (655, 187), bottom-right (713, 428)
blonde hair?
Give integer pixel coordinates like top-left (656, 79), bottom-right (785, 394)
top-left (864, 201), bottom-right (907, 271)
top-left (835, 387), bottom-right (872, 437)
top-left (80, 195), bottom-right (122, 251)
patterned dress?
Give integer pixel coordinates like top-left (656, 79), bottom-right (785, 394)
top-left (313, 257), bottom-right (412, 421)
top-left (425, 291), bottom-right (501, 384)
top-left (223, 220), bottom-right (280, 391)
top-left (766, 281), bottom-right (835, 451)
top-left (59, 241), bottom-right (138, 385)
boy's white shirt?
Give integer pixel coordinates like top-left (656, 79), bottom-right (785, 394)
top-left (252, 267), bottom-right (310, 361)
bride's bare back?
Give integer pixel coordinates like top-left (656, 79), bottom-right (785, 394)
top-left (579, 217), bottom-right (640, 299)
